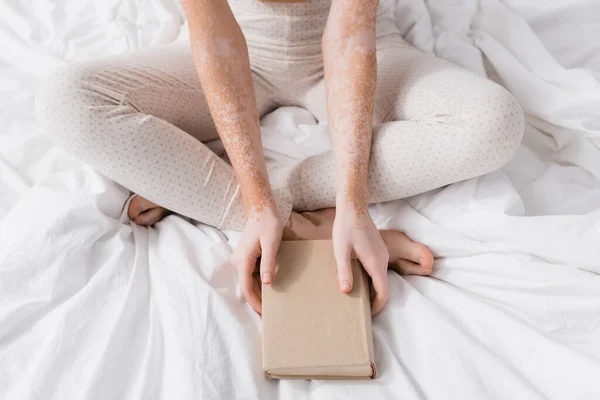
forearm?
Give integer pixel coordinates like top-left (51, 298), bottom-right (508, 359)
top-left (182, 0), bottom-right (274, 218)
top-left (322, 0), bottom-right (378, 215)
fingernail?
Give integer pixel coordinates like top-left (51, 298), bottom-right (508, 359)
top-left (340, 280), bottom-right (351, 292)
top-left (262, 272), bottom-right (272, 284)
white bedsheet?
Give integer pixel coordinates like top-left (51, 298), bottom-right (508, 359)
top-left (1, 1), bottom-right (599, 399)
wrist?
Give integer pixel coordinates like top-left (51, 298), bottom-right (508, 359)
top-left (336, 189), bottom-right (369, 217)
top-left (240, 182), bottom-right (277, 218)
top-left (334, 163), bottom-right (370, 215)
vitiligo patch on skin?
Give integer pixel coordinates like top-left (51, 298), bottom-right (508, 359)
top-left (323, 0), bottom-right (379, 217)
top-left (182, 0), bottom-right (379, 222)
top-left (182, 0), bottom-right (276, 221)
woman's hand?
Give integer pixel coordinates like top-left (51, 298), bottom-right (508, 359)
top-left (323, 1), bottom-right (383, 312)
top-left (332, 201), bottom-right (390, 316)
top-left (230, 203), bottom-right (283, 314)
top-left (184, 0), bottom-right (281, 315)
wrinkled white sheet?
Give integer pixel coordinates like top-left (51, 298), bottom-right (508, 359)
top-left (1, 0), bottom-right (600, 399)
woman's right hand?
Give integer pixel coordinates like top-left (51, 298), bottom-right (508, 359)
top-left (229, 203), bottom-right (283, 314)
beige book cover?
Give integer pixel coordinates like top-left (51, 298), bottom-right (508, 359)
top-left (262, 239), bottom-right (377, 380)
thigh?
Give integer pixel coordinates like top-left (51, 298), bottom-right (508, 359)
top-left (373, 38), bottom-right (502, 124)
top-left (65, 43), bottom-right (277, 142)
top-left (296, 37), bottom-right (477, 124)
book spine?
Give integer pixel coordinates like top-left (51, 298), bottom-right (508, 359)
top-left (356, 259), bottom-right (377, 377)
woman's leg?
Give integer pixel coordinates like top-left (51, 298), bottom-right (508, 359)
top-left (290, 38), bottom-right (524, 211)
top-left (35, 44), bottom-right (289, 231)
top-left (279, 38), bottom-right (523, 274)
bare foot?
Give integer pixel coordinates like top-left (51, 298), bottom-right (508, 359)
top-left (127, 195), bottom-right (171, 226)
top-left (283, 208), bottom-right (434, 276)
top-left (380, 230), bottom-right (434, 276)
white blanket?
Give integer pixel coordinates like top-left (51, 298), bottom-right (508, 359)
top-left (1, 1), bottom-right (599, 399)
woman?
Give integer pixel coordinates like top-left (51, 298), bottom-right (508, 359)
top-left (36, 0), bottom-right (524, 315)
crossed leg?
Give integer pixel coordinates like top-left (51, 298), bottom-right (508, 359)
top-left (37, 41), bottom-right (522, 277)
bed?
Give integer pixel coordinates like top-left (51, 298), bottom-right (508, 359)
top-left (1, 0), bottom-right (599, 399)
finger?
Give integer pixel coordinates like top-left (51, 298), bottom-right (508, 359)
top-left (252, 273), bottom-right (263, 313)
top-left (333, 240), bottom-right (354, 293)
top-left (259, 235), bottom-right (280, 284)
top-left (355, 243), bottom-right (390, 315)
top-left (229, 235), bottom-right (262, 314)
top-left (370, 271), bottom-right (390, 316)
top-left (239, 264), bottom-right (262, 314)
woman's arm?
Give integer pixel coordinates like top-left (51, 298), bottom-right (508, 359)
top-left (182, 0), bottom-right (281, 314)
top-left (323, 1), bottom-right (391, 315)
top-left (181, 0), bottom-right (275, 219)
top-left (322, 0), bottom-right (378, 216)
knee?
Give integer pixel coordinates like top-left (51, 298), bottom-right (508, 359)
top-left (35, 63), bottom-right (102, 148)
top-left (465, 85), bottom-right (524, 171)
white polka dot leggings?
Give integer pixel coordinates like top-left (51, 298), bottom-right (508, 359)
top-left (35, 35), bottom-right (524, 231)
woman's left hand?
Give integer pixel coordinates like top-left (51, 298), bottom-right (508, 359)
top-left (332, 200), bottom-right (390, 316)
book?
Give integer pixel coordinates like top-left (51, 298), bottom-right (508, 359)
top-left (262, 239), bottom-right (377, 379)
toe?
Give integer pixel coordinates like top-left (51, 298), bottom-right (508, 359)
top-left (128, 195), bottom-right (161, 220)
top-left (390, 258), bottom-right (433, 276)
top-left (133, 207), bottom-right (170, 226)
top-left (382, 230), bottom-right (425, 263)
top-left (415, 243), bottom-right (434, 272)
top-left (381, 230), bottom-right (434, 275)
